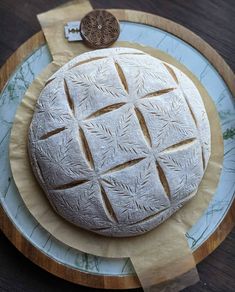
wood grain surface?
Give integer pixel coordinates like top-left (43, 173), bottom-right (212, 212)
top-left (0, 1), bottom-right (235, 291)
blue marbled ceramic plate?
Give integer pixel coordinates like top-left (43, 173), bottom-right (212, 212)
top-left (0, 21), bottom-right (235, 277)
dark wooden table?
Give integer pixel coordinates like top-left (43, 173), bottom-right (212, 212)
top-left (0, 1), bottom-right (234, 291)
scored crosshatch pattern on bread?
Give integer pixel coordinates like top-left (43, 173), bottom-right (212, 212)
top-left (28, 47), bottom-right (211, 237)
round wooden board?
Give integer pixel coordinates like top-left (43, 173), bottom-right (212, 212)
top-left (0, 9), bottom-right (235, 290)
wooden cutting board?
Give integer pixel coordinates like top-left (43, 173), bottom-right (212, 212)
top-left (0, 9), bottom-right (235, 289)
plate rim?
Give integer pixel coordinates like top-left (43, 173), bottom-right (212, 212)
top-left (0, 9), bottom-right (235, 289)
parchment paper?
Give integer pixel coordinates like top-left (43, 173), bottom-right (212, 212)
top-left (37, 0), bottom-right (93, 65)
top-left (10, 2), bottom-right (224, 291)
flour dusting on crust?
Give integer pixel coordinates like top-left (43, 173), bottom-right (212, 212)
top-left (28, 48), bottom-right (211, 237)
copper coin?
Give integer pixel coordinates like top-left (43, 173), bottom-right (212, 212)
top-left (80, 10), bottom-right (120, 49)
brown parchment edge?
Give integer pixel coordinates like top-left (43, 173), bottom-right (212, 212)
top-left (37, 0), bottom-right (93, 65)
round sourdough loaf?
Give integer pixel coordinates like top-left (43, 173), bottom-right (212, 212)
top-left (28, 47), bottom-right (211, 237)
